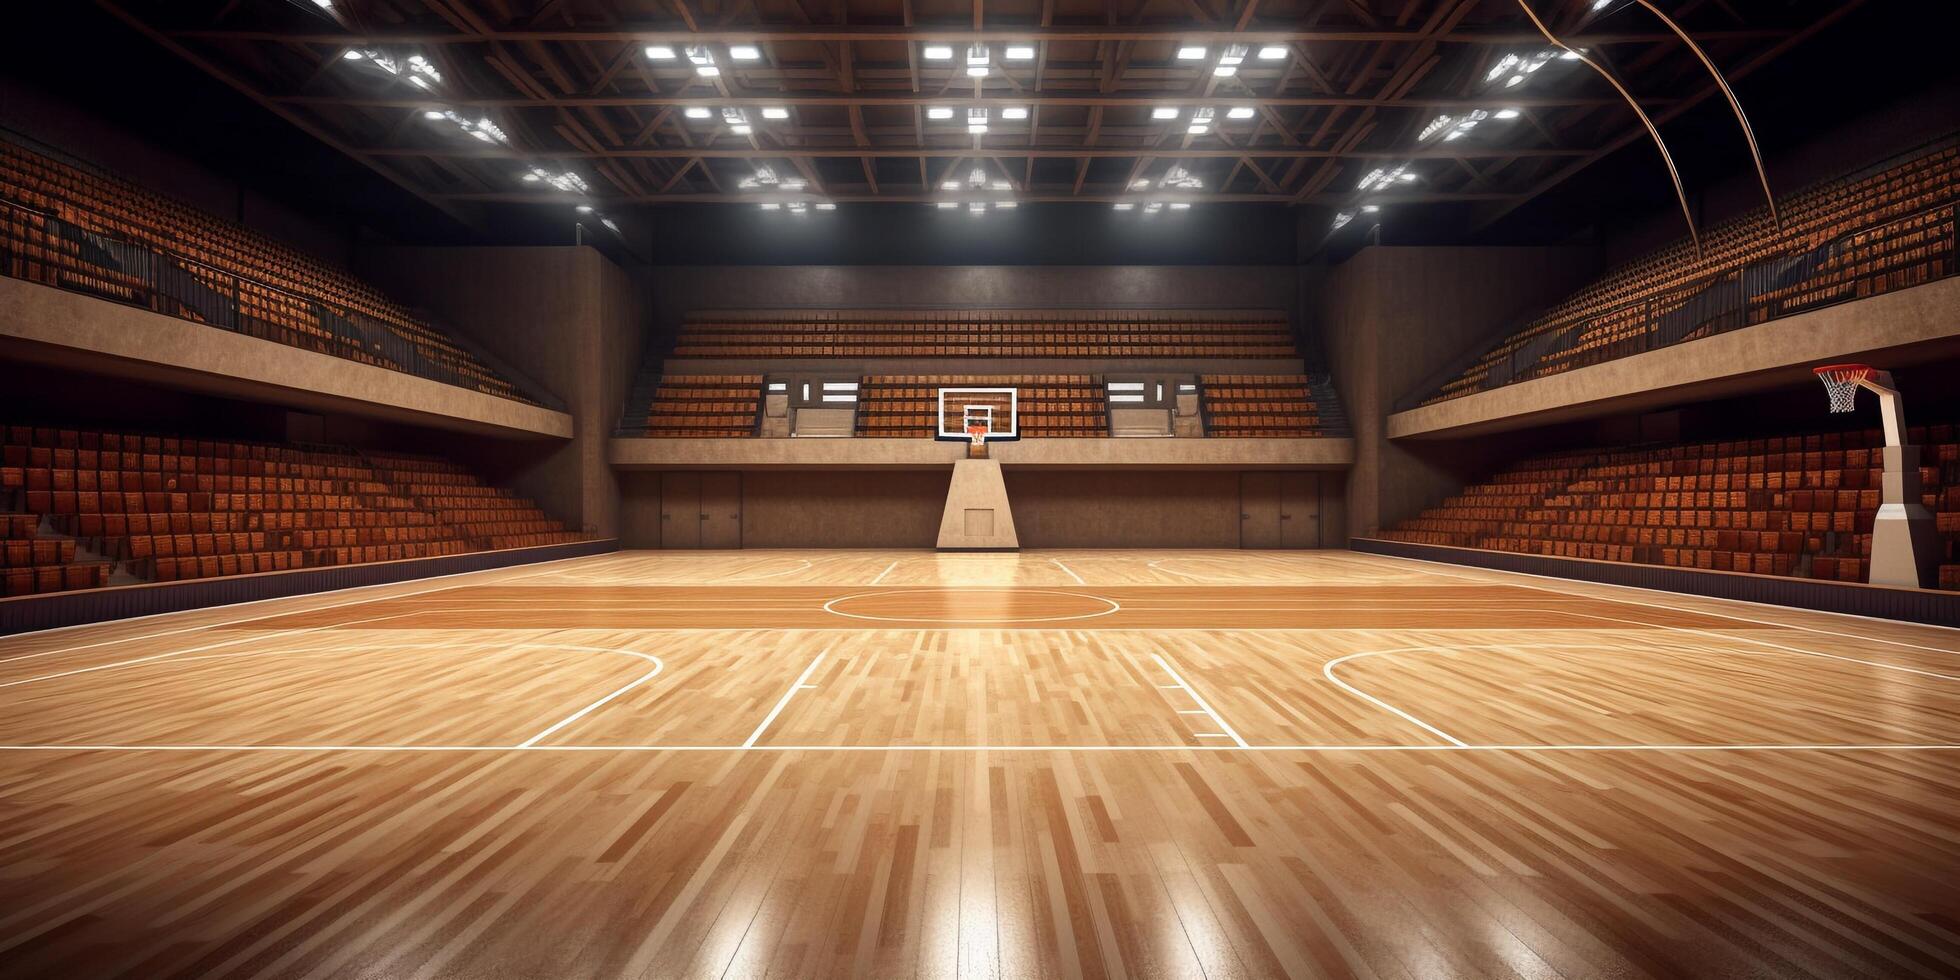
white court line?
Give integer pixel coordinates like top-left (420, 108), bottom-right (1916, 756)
top-left (1322, 650), bottom-right (1469, 748)
top-left (742, 651), bottom-right (827, 749)
top-left (1360, 551), bottom-right (1960, 646)
top-left (869, 559), bottom-right (900, 586)
top-left (1052, 558), bottom-right (1086, 586)
top-left (0, 744), bottom-right (1953, 753)
top-left (0, 610), bottom-right (422, 690)
top-left (0, 551), bottom-right (601, 663)
top-left (1150, 652), bottom-right (1250, 748)
top-left (516, 645), bottom-right (665, 748)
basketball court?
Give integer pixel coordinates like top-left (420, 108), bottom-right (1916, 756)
top-left (1, 549), bottom-right (1953, 977)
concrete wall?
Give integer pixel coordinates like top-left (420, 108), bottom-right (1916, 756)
top-left (1316, 246), bottom-right (1598, 537)
top-left (0, 277), bottom-right (570, 439)
top-left (1007, 471), bottom-right (1243, 548)
top-left (1386, 275), bottom-right (1960, 440)
top-left (358, 246), bottom-right (647, 537)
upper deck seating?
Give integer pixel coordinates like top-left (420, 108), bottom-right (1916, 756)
top-left (1418, 137), bottom-right (1959, 407)
top-left (668, 310), bottom-right (1301, 359)
top-left (0, 138), bottom-right (538, 405)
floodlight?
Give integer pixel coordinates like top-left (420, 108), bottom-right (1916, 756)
top-left (761, 106), bottom-right (789, 119)
top-left (684, 106), bottom-right (712, 119)
top-left (1002, 106), bottom-right (1028, 120)
top-left (1151, 106), bottom-right (1181, 120)
top-left (729, 45), bottom-right (761, 60)
top-left (1176, 46), bottom-right (1206, 60)
top-left (927, 106), bottom-right (954, 120)
top-left (1226, 106), bottom-right (1255, 119)
top-left (645, 45), bottom-right (676, 59)
top-left (923, 45), bottom-right (953, 59)
top-left (1005, 45), bottom-right (1036, 60)
top-left (1257, 46), bottom-right (1287, 60)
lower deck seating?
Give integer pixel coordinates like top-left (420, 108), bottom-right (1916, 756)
top-left (856, 376), bottom-right (1108, 438)
top-left (1200, 375), bottom-right (1344, 437)
top-left (1380, 424), bottom-right (1960, 590)
top-left (641, 375), bottom-right (762, 437)
top-left (0, 425), bottom-right (587, 598)
top-left (366, 453), bottom-right (588, 551)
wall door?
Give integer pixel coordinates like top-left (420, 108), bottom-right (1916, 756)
top-left (1279, 472), bottom-right (1322, 549)
top-left (659, 472), bottom-right (701, 549)
top-left (1239, 472), bottom-right (1283, 548)
top-left (700, 472), bottom-right (743, 549)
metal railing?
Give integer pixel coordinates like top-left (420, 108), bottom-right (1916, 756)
top-left (1395, 195), bottom-right (1959, 412)
top-left (0, 194), bottom-right (559, 411)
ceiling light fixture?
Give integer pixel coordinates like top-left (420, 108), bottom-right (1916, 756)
top-left (1214, 44), bottom-right (1246, 77)
top-left (687, 46), bottom-right (718, 76)
top-left (967, 107), bottom-right (989, 134)
top-left (923, 45), bottom-right (953, 60)
top-left (684, 106), bottom-right (712, 119)
top-left (1002, 106), bottom-right (1028, 120)
top-left (1226, 106), bottom-right (1255, 119)
top-left (1113, 202), bottom-right (1135, 211)
top-left (729, 45), bottom-right (761, 60)
top-left (722, 107), bottom-right (751, 134)
top-left (1177, 46), bottom-right (1207, 60)
top-left (1151, 106), bottom-right (1182, 120)
top-left (1257, 45), bottom-right (1288, 60)
top-left (645, 45), bottom-right (676, 59)
top-left (1005, 45), bottom-right (1036, 60)
top-left (522, 167), bottom-right (589, 193)
top-left (1187, 107), bottom-right (1214, 135)
top-left (965, 45), bottom-right (990, 77)
top-left (927, 106), bottom-right (954, 120)
top-left (1356, 162), bottom-right (1418, 192)
top-left (761, 106), bottom-right (789, 119)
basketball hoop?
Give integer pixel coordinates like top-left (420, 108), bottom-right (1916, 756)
top-left (1813, 363), bottom-right (1874, 414)
top-left (966, 423), bottom-right (990, 446)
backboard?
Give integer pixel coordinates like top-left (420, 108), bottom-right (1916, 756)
top-left (936, 387), bottom-right (1019, 442)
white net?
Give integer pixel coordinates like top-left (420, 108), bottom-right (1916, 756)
top-left (1815, 366), bottom-right (1869, 414)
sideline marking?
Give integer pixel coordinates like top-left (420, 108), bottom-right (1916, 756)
top-left (743, 651), bottom-right (827, 749)
top-left (1151, 652), bottom-right (1250, 748)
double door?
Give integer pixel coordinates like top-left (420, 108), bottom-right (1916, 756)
top-left (1239, 472), bottom-right (1324, 549)
top-left (660, 472), bottom-right (741, 549)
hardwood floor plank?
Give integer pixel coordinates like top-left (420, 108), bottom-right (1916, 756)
top-left (0, 550), bottom-right (1954, 978)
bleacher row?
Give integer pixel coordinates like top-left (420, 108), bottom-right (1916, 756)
top-left (0, 426), bottom-right (587, 598)
top-left (628, 374), bottom-right (1344, 438)
top-left (1379, 424), bottom-right (1960, 591)
top-left (1423, 136), bottom-right (1959, 406)
top-left (1200, 375), bottom-right (1342, 438)
top-left (670, 311), bottom-right (1302, 359)
top-left (858, 376), bottom-right (1109, 438)
top-left (642, 374), bottom-right (764, 438)
top-left (0, 137), bottom-right (535, 405)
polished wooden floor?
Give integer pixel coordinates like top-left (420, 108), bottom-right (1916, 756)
top-left (0, 549), bottom-right (1955, 978)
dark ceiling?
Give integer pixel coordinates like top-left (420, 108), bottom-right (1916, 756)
top-left (5, 0), bottom-right (1954, 261)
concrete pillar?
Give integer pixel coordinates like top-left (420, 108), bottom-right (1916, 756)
top-left (1871, 444), bottom-right (1941, 588)
top-left (937, 459), bottom-right (1019, 550)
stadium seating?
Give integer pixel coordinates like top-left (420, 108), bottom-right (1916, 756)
top-left (0, 425), bottom-right (587, 597)
top-left (1379, 423), bottom-right (1960, 590)
top-left (1419, 136), bottom-right (1959, 406)
top-left (639, 375), bottom-right (763, 437)
top-left (1200, 375), bottom-right (1348, 437)
top-left (0, 137), bottom-right (538, 405)
top-left (669, 310), bottom-right (1301, 359)
top-left (856, 376), bottom-right (1108, 438)
top-left (365, 452), bottom-right (590, 550)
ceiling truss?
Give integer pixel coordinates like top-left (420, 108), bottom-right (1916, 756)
top-left (94, 0), bottom-right (1854, 221)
